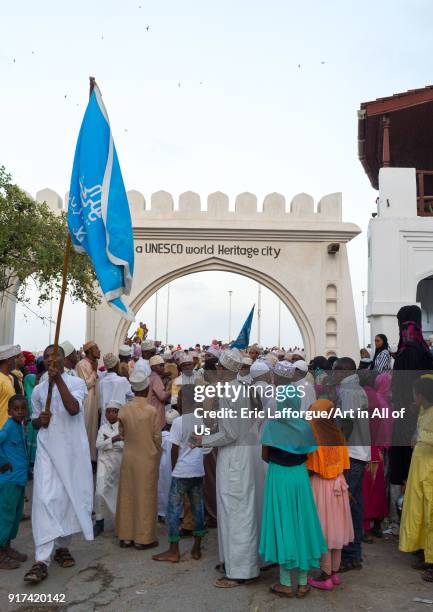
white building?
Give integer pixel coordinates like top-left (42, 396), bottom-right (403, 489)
top-left (359, 85), bottom-right (433, 347)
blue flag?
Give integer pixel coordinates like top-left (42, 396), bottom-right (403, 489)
top-left (231, 305), bottom-right (255, 349)
top-left (68, 84), bottom-right (134, 320)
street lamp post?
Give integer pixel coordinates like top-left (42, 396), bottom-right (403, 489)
top-left (154, 290), bottom-right (158, 340)
top-left (165, 283), bottom-right (170, 345)
top-left (228, 290), bottom-right (233, 342)
top-left (361, 290), bottom-right (366, 347)
top-left (277, 300), bottom-right (281, 347)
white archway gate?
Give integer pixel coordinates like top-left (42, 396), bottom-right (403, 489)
top-left (1, 187), bottom-right (361, 359)
top-left (87, 189), bottom-right (361, 359)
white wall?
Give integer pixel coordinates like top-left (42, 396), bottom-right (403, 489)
top-left (367, 168), bottom-right (433, 347)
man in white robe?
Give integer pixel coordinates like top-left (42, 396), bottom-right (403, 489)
top-left (291, 360), bottom-right (316, 413)
top-left (250, 360), bottom-right (276, 430)
top-left (24, 344), bottom-right (93, 584)
top-left (201, 348), bottom-right (262, 588)
top-left (94, 400), bottom-right (124, 536)
top-left (157, 408), bottom-right (179, 519)
top-left (99, 353), bottom-right (134, 426)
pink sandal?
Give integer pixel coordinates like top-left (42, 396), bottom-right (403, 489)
top-left (308, 573), bottom-right (334, 590)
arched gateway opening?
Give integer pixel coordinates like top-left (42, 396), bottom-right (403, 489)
top-left (125, 266), bottom-right (304, 350)
top-left (128, 271), bottom-right (303, 349)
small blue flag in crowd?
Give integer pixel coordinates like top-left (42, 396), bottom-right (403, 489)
top-left (68, 83), bottom-right (135, 320)
top-left (231, 305), bottom-right (255, 349)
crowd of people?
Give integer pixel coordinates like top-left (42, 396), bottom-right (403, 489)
top-left (0, 304), bottom-right (432, 598)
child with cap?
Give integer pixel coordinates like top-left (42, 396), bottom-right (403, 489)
top-left (94, 400), bottom-right (124, 537)
top-left (153, 385), bottom-right (210, 563)
top-left (0, 395), bottom-right (29, 569)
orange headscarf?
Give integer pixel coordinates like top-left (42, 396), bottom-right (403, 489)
top-left (306, 399), bottom-right (349, 479)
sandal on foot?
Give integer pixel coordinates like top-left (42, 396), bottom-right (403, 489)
top-left (0, 552), bottom-right (20, 570)
top-left (6, 546), bottom-right (27, 562)
top-left (53, 548), bottom-right (75, 568)
top-left (269, 583), bottom-right (294, 598)
top-left (297, 585), bottom-right (311, 598)
top-left (308, 573), bottom-right (333, 590)
top-left (119, 540), bottom-right (133, 548)
top-left (214, 576), bottom-right (256, 588)
top-left (24, 562), bottom-right (48, 583)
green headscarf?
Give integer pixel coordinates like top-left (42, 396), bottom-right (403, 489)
top-left (261, 384), bottom-right (317, 454)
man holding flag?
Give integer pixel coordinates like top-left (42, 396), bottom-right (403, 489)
top-left (24, 79), bottom-right (135, 583)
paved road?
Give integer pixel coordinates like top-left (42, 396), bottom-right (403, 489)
top-left (1, 516), bottom-right (432, 612)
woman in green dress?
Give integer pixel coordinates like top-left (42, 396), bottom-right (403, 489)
top-left (260, 376), bottom-right (327, 598)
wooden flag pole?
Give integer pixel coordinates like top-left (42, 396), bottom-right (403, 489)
top-left (43, 76), bottom-right (96, 414)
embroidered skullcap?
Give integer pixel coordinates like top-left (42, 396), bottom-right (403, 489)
top-left (250, 360), bottom-right (270, 379)
top-left (103, 353), bottom-right (119, 369)
top-left (273, 360), bottom-right (295, 379)
top-left (149, 355), bottom-right (164, 367)
top-left (83, 340), bottom-right (97, 352)
top-left (219, 348), bottom-right (243, 372)
top-left (0, 345), bottom-right (21, 361)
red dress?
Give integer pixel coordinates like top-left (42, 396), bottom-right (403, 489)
top-left (362, 386), bottom-right (389, 530)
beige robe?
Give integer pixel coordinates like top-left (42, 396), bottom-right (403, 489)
top-left (76, 358), bottom-right (99, 462)
top-left (116, 397), bottom-right (161, 545)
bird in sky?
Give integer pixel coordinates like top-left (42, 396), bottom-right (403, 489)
top-left (297, 64), bottom-right (301, 68)
top-left (177, 81), bottom-right (181, 88)
top-left (13, 58), bottom-right (16, 63)
top-left (321, 61), bottom-right (326, 64)
top-left (145, 25), bottom-right (150, 31)
top-left (64, 94), bottom-right (67, 98)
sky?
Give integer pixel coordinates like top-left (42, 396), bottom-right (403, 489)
top-left (2, 0), bottom-right (432, 351)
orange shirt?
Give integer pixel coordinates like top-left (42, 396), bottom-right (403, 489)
top-left (306, 443), bottom-right (350, 479)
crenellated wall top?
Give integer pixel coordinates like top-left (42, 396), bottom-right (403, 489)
top-left (32, 188), bottom-right (348, 223)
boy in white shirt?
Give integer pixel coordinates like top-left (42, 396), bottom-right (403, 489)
top-left (94, 401), bottom-right (124, 537)
top-left (153, 386), bottom-right (210, 563)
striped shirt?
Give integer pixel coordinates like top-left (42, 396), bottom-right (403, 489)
top-left (371, 349), bottom-right (391, 372)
